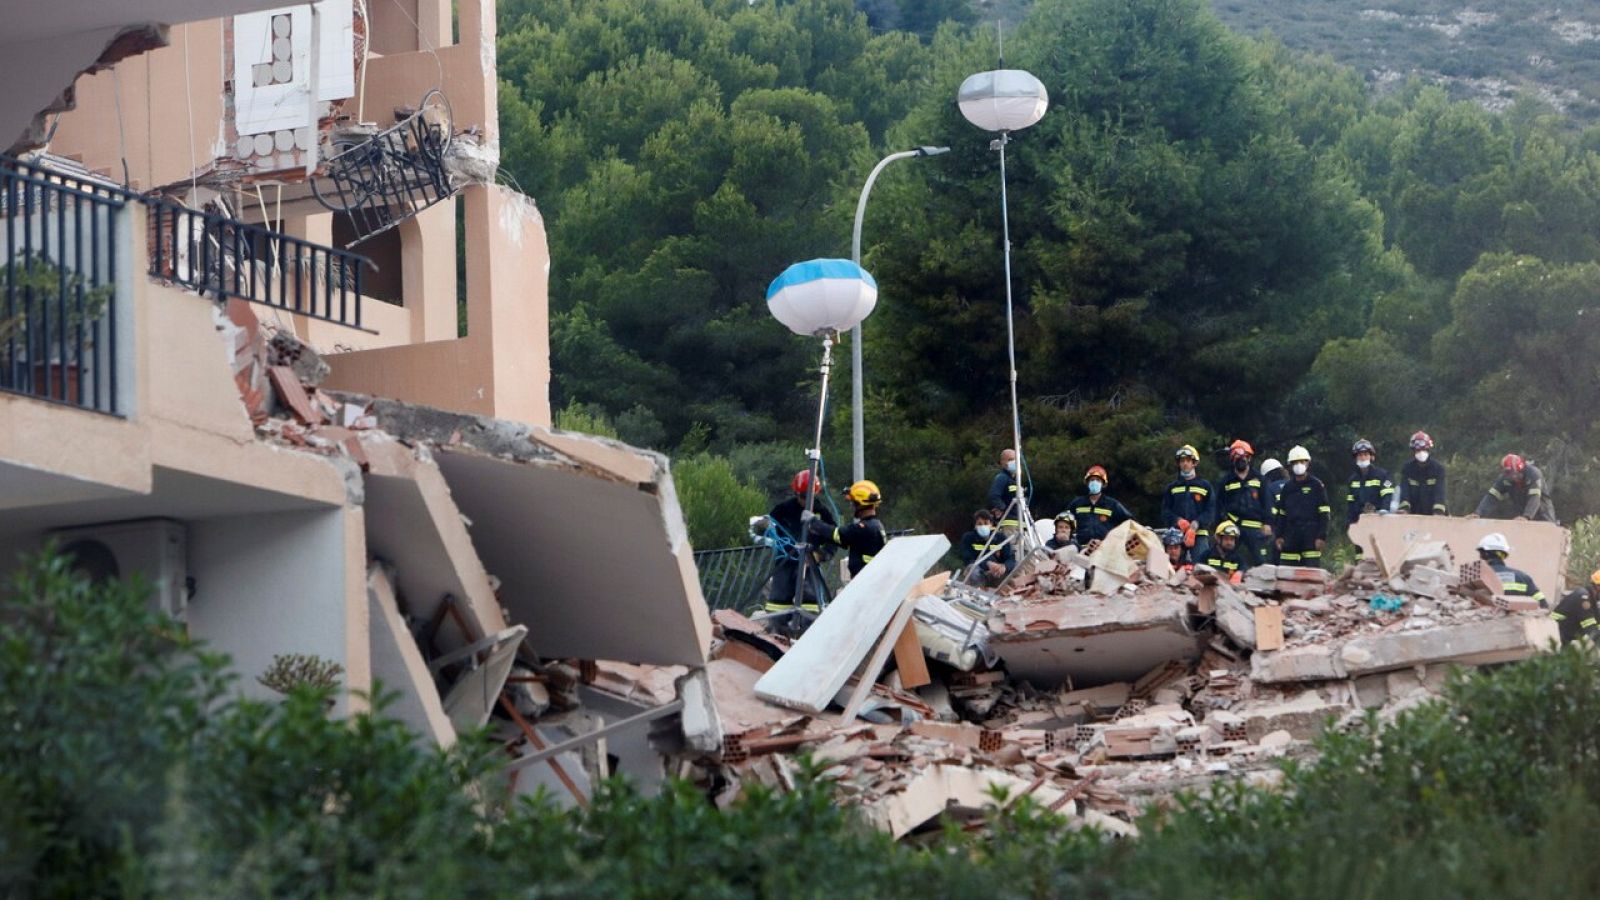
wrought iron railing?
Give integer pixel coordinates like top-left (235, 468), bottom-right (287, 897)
top-left (1, 158), bottom-right (124, 414)
top-left (146, 200), bottom-right (372, 330)
top-left (312, 89), bottom-right (456, 246)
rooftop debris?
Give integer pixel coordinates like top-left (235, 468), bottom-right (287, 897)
top-left (622, 531), bottom-right (1563, 842)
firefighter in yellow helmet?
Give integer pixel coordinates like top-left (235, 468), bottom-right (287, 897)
top-left (810, 480), bottom-right (888, 577)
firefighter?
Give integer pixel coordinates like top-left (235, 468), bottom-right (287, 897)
top-left (1202, 520), bottom-right (1248, 582)
top-left (1161, 444), bottom-right (1215, 561)
top-left (1551, 568), bottom-right (1600, 645)
top-left (1045, 512), bottom-right (1078, 552)
top-left (1216, 439), bottom-right (1272, 567)
top-left (1067, 465), bottom-right (1133, 548)
top-left (1261, 457), bottom-right (1288, 514)
top-left (1273, 445), bottom-right (1331, 565)
top-left (958, 509), bottom-right (1014, 586)
top-left (1475, 532), bottom-right (1546, 607)
top-left (1474, 454), bottom-right (1557, 523)
top-left (1159, 528), bottom-right (1192, 572)
top-left (986, 448), bottom-right (1028, 532)
top-left (1345, 438), bottom-right (1395, 525)
top-left (760, 470), bottom-right (836, 612)
top-left (1398, 431), bottom-right (1448, 516)
top-left (811, 480), bottom-right (887, 577)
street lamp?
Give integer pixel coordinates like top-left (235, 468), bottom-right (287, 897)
top-left (767, 258), bottom-right (878, 609)
top-left (958, 65), bottom-right (1049, 547)
top-left (850, 145), bottom-right (950, 483)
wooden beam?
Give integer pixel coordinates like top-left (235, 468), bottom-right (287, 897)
top-left (839, 598), bottom-right (918, 723)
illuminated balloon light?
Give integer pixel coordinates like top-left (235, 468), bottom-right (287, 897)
top-left (766, 259), bottom-right (878, 337)
top-left (957, 69), bottom-right (1050, 133)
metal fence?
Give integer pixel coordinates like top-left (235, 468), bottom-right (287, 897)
top-left (147, 199), bottom-right (371, 330)
top-left (693, 530), bottom-right (917, 613)
top-left (311, 91), bottom-right (455, 246)
top-left (1, 158), bottom-right (124, 414)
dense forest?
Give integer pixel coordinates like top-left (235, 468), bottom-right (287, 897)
top-left (496, 0), bottom-right (1600, 548)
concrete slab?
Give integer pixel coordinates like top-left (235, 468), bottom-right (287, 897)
top-left (755, 535), bottom-right (949, 713)
top-left (1351, 514), bottom-right (1569, 597)
top-left (1252, 615), bottom-right (1560, 684)
top-left (987, 591), bottom-right (1204, 687)
top-left (366, 564), bottom-right (456, 747)
top-left (349, 396), bottom-right (713, 667)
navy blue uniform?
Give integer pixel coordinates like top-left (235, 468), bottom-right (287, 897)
top-left (959, 530), bottom-right (1015, 585)
top-left (1273, 476), bottom-right (1331, 565)
top-left (1475, 464), bottom-right (1556, 522)
top-left (1345, 464), bottom-right (1396, 524)
top-left (1398, 458), bottom-right (1448, 515)
top-left (1067, 493), bottom-right (1133, 544)
top-left (1161, 475), bottom-right (1215, 542)
top-left (1216, 468), bottom-right (1271, 567)
top-left (763, 498), bottom-right (835, 610)
top-left (1487, 559), bottom-right (1546, 607)
top-left (1202, 544), bottom-right (1249, 579)
top-left (986, 470), bottom-right (1027, 527)
top-left (813, 515), bottom-right (887, 577)
top-left (1551, 588), bottom-right (1599, 644)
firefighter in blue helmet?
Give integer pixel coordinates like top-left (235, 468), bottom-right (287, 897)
top-left (1345, 438), bottom-right (1395, 524)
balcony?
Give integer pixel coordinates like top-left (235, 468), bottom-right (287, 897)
top-left (0, 157), bottom-right (126, 414)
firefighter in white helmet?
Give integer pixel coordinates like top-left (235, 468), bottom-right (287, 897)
top-left (1272, 446), bottom-right (1331, 566)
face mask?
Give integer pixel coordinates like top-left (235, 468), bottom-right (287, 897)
top-left (1087, 479), bottom-right (1104, 494)
top-left (1414, 451), bottom-right (1429, 463)
top-left (1005, 460), bottom-right (1018, 473)
top-left (1180, 467), bottom-right (1195, 479)
top-left (1356, 459), bottom-right (1370, 469)
top-left (1292, 462), bottom-right (1308, 476)
top-left (976, 525), bottom-right (993, 538)
top-left (1234, 459), bottom-right (1249, 472)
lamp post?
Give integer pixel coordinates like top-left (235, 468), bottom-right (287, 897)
top-left (958, 65), bottom-right (1049, 548)
top-left (850, 145), bottom-right (949, 483)
top-left (767, 259), bottom-right (878, 612)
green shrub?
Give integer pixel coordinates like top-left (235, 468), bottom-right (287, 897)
top-left (671, 452), bottom-right (768, 550)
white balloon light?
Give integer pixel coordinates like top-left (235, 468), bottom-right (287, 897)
top-left (957, 69), bottom-right (1049, 133)
top-left (765, 259), bottom-right (878, 337)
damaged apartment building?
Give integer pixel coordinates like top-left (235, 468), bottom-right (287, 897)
top-left (0, 0), bottom-right (718, 805)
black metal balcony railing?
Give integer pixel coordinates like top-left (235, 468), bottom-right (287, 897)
top-left (1, 159), bottom-right (124, 414)
top-left (311, 89), bottom-right (456, 246)
top-left (147, 200), bottom-right (372, 331)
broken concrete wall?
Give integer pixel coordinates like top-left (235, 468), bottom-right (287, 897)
top-left (349, 396), bottom-right (711, 667)
top-left (988, 591), bottom-right (1204, 687)
top-left (1351, 513), bottom-right (1569, 595)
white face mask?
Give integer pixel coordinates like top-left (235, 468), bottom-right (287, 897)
top-left (1356, 458), bottom-right (1370, 469)
top-left (975, 524), bottom-right (993, 538)
top-left (1087, 479), bottom-right (1104, 494)
top-left (1415, 450), bottom-right (1429, 462)
top-left (1292, 462), bottom-right (1308, 476)
top-left (1004, 460), bottom-right (1017, 473)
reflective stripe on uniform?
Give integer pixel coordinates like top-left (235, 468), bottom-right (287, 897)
top-left (1280, 552), bottom-right (1302, 561)
top-left (765, 602), bottom-right (820, 613)
top-left (1317, 505), bottom-right (1331, 514)
top-left (1583, 617), bottom-right (1599, 629)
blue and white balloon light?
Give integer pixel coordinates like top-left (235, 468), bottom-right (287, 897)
top-left (766, 259), bottom-right (878, 337)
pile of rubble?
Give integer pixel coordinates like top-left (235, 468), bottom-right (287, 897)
top-left (664, 521), bottom-right (1561, 841)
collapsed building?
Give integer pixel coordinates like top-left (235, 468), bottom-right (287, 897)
top-left (0, 0), bottom-right (1579, 831)
top-left (0, 0), bottom-right (718, 806)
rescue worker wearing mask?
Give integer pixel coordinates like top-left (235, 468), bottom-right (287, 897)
top-left (959, 509), bottom-right (1015, 586)
top-left (1216, 439), bottom-right (1272, 567)
top-left (1045, 513), bottom-right (1078, 552)
top-left (1273, 446), bottom-right (1331, 565)
top-left (986, 448), bottom-right (1030, 532)
top-left (1068, 465), bottom-right (1133, 548)
top-left (1345, 439), bottom-right (1395, 525)
top-left (1398, 431), bottom-right (1448, 516)
top-left (1161, 444), bottom-right (1215, 561)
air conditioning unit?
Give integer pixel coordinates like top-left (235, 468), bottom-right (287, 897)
top-left (52, 518), bottom-right (189, 620)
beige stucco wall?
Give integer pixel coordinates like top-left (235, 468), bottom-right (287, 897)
top-left (49, 21), bottom-right (226, 190)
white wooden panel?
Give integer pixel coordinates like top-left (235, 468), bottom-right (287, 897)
top-left (754, 535), bottom-right (950, 713)
top-left (234, 6), bottom-right (314, 135)
top-left (315, 0), bottom-right (355, 101)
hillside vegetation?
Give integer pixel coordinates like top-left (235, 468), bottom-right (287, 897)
top-left (499, 0), bottom-right (1600, 548)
